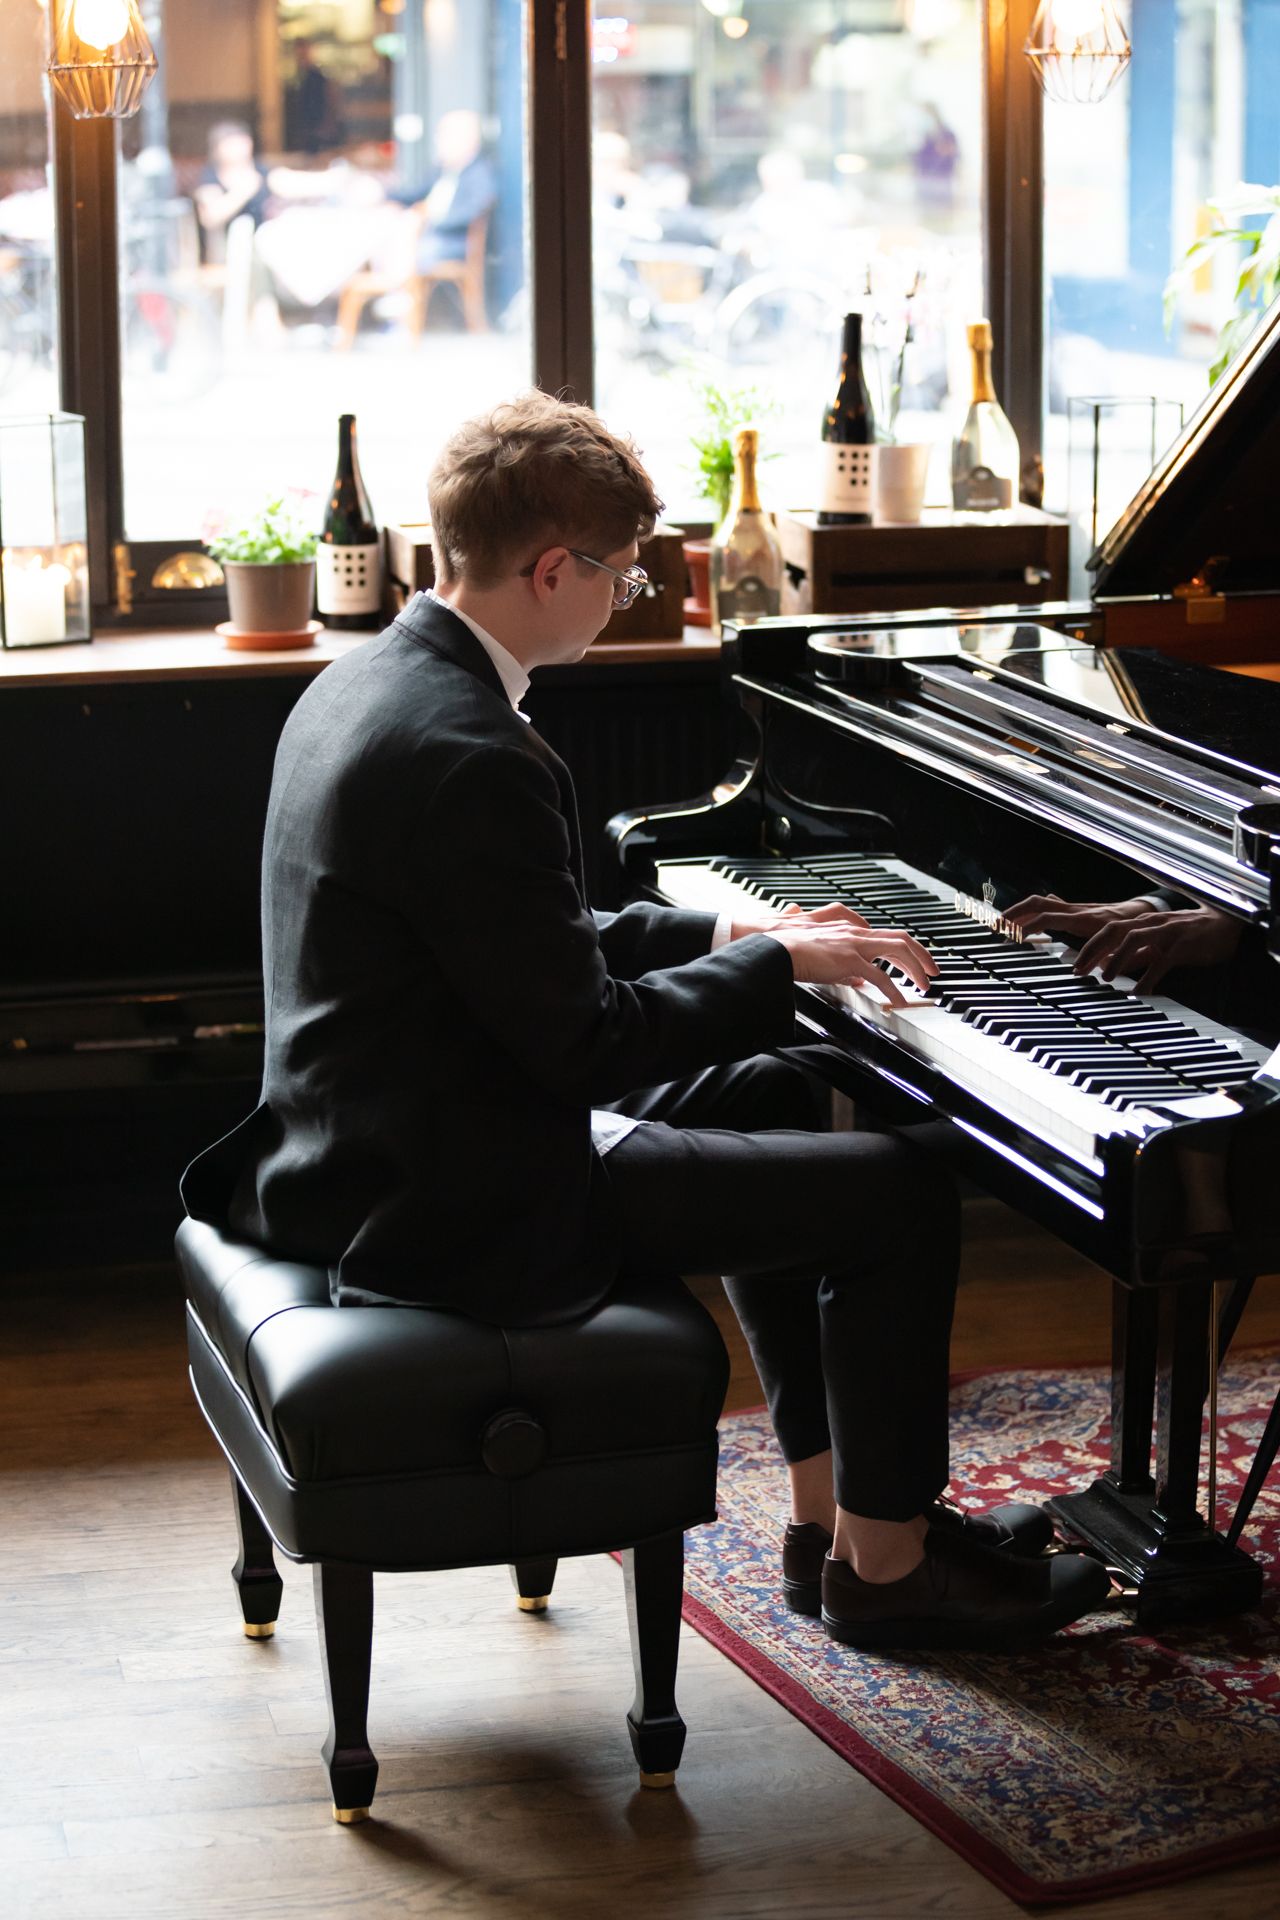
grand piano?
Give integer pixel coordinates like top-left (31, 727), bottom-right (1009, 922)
top-left (610, 311), bottom-right (1280, 1629)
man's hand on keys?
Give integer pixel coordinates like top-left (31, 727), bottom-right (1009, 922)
top-left (738, 900), bottom-right (937, 1011)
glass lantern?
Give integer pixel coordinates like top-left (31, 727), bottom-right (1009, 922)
top-left (0, 412), bottom-right (91, 649)
top-left (1066, 395), bottom-right (1185, 600)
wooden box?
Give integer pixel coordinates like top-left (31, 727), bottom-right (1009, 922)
top-left (776, 507), bottom-right (1069, 617)
top-left (596, 524), bottom-right (688, 642)
top-left (382, 522), bottom-right (687, 639)
top-left (383, 522), bottom-right (435, 615)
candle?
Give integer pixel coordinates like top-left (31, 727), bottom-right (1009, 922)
top-left (1, 553), bottom-right (70, 647)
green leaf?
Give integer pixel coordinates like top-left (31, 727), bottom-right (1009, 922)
top-left (205, 495), bottom-right (320, 565)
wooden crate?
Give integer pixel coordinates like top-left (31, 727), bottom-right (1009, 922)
top-left (777, 507), bottom-right (1069, 616)
top-left (382, 522), bottom-right (687, 639)
top-left (383, 522), bottom-right (435, 615)
top-left (596, 525), bottom-right (688, 641)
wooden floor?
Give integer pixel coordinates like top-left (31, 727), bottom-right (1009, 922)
top-left (4, 1200), bottom-right (1280, 1920)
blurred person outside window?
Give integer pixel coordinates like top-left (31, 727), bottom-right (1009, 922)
top-left (738, 149), bottom-right (844, 265)
top-left (284, 39), bottom-right (345, 156)
top-left (392, 109), bottom-right (497, 275)
top-left (194, 123), bottom-right (272, 262)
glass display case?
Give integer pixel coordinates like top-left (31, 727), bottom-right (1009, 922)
top-left (0, 411), bottom-right (91, 648)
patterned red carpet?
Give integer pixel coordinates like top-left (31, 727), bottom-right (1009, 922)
top-left (681, 1355), bottom-right (1280, 1905)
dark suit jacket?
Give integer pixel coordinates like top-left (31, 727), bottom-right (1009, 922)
top-left (182, 593), bottom-right (796, 1324)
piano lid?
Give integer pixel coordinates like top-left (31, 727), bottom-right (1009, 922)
top-left (1089, 295), bottom-right (1280, 601)
top-left (808, 623), bottom-right (1280, 784)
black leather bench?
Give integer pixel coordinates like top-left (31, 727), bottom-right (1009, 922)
top-left (177, 1216), bottom-right (730, 1820)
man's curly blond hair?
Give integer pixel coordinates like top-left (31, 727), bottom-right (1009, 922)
top-left (428, 391), bottom-right (663, 590)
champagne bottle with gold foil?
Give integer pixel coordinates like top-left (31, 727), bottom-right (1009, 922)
top-left (710, 427), bottom-right (783, 634)
top-left (951, 320), bottom-right (1020, 512)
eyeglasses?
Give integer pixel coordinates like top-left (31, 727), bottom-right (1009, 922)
top-left (519, 549), bottom-right (649, 610)
top-left (568, 550), bottom-right (649, 609)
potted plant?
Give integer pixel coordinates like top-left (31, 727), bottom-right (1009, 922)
top-left (683, 377), bottom-right (777, 623)
top-left (204, 496), bottom-right (320, 648)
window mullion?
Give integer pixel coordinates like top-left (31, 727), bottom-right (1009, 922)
top-left (529, 0), bottom-right (594, 403)
top-left (52, 104), bottom-right (125, 617)
top-left (984, 0), bottom-right (1045, 506)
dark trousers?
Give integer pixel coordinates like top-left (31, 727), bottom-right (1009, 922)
top-left (602, 1049), bottom-right (960, 1519)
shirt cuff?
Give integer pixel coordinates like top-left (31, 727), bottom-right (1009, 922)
top-left (710, 910), bottom-right (733, 950)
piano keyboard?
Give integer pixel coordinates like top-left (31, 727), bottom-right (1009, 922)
top-left (657, 854), bottom-right (1269, 1172)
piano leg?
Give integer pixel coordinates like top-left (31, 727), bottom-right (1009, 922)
top-left (1110, 1281), bottom-right (1156, 1494)
top-left (1048, 1276), bottom-right (1264, 1627)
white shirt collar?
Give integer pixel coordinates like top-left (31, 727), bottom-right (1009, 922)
top-left (426, 589), bottom-right (531, 713)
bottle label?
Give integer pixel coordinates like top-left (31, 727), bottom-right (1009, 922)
top-left (317, 543), bottom-right (382, 615)
top-left (816, 442), bottom-right (876, 517)
top-left (953, 465), bottom-right (1012, 512)
top-left (717, 575), bottom-right (780, 624)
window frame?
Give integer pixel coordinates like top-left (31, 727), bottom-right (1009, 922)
top-left (50, 0), bottom-right (1045, 624)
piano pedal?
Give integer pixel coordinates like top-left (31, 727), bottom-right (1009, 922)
top-left (1044, 1534), bottom-right (1133, 1607)
top-left (1102, 1568), bottom-right (1139, 1610)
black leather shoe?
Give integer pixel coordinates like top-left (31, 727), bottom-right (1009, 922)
top-left (820, 1526), bottom-right (1111, 1651)
top-left (781, 1499), bottom-right (1055, 1618)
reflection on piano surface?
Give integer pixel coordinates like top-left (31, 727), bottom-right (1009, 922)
top-left (612, 617), bottom-right (1280, 1625)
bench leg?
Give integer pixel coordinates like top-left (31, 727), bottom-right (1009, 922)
top-left (622, 1529), bottom-right (687, 1788)
top-left (314, 1562), bottom-right (379, 1823)
top-left (229, 1471), bottom-right (283, 1638)
top-left (510, 1557), bottom-right (558, 1613)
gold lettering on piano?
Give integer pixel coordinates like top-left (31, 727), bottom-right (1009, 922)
top-left (952, 886), bottom-right (1024, 942)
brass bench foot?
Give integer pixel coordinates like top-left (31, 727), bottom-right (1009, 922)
top-left (516, 1594), bottom-right (550, 1613)
top-left (638, 1769), bottom-right (676, 1790)
top-left (243, 1621), bottom-right (276, 1639)
top-left (332, 1805), bottom-right (370, 1824)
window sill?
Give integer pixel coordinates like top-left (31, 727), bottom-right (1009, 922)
top-left (0, 625), bottom-right (721, 688)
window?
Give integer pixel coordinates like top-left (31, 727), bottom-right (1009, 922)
top-left (590, 0), bottom-right (985, 518)
top-left (0, 2), bottom-right (58, 414)
top-left (1043, 0), bottom-right (1278, 574)
top-left (115, 0), bottom-right (530, 548)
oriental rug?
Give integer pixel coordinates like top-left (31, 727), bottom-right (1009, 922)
top-left (678, 1354), bottom-right (1280, 1905)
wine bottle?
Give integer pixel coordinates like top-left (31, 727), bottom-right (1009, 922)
top-left (317, 413), bottom-right (382, 628)
top-left (951, 320), bottom-right (1020, 512)
top-left (710, 427), bottom-right (783, 633)
top-left (816, 311), bottom-right (876, 527)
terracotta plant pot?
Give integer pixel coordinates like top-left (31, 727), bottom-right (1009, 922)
top-left (222, 560), bottom-right (316, 636)
top-left (682, 538), bottom-right (712, 629)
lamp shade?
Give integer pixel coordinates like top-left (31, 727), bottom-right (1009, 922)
top-left (46, 0), bottom-right (158, 120)
top-left (1024, 0), bottom-right (1131, 105)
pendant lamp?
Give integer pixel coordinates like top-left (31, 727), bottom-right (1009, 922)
top-left (1024, 0), bottom-right (1131, 105)
top-left (46, 0), bottom-right (158, 120)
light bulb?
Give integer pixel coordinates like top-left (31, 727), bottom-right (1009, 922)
top-left (1049, 0), bottom-right (1107, 44)
top-left (70, 0), bottom-right (132, 51)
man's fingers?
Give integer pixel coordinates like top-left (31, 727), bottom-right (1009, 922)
top-left (1134, 954), bottom-right (1171, 995)
top-left (856, 968), bottom-right (909, 1010)
top-left (1004, 893), bottom-right (1063, 926)
top-left (868, 932), bottom-right (937, 990)
top-left (809, 901), bottom-right (870, 929)
top-left (1073, 926), bottom-right (1118, 976)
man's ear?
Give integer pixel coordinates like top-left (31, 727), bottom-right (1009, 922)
top-left (528, 547), bottom-right (570, 601)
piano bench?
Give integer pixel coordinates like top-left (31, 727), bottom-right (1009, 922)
top-left (175, 1217), bottom-right (728, 1822)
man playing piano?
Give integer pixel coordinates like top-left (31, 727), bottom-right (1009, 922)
top-left (183, 391), bottom-right (1108, 1650)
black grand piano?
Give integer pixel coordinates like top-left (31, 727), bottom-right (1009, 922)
top-left (611, 310), bottom-right (1280, 1629)
top-left (613, 618), bottom-right (1280, 1628)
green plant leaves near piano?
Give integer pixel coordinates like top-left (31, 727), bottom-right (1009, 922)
top-left (1164, 182), bottom-right (1280, 385)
